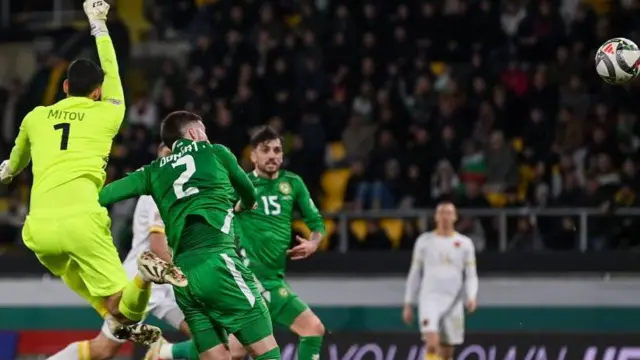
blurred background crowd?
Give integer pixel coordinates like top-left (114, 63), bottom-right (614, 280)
top-left (1, 0), bottom-right (640, 253)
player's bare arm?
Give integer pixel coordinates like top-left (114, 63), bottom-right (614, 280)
top-left (402, 234), bottom-right (424, 325)
top-left (150, 230), bottom-right (172, 263)
top-left (464, 240), bottom-right (479, 313)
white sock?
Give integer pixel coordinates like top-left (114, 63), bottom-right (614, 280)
top-left (159, 344), bottom-right (174, 359)
top-left (47, 341), bottom-right (84, 360)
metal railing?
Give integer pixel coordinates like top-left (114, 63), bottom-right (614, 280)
top-left (108, 207), bottom-right (640, 253)
top-left (321, 207), bottom-right (640, 253)
top-left (2, 0), bottom-right (83, 29)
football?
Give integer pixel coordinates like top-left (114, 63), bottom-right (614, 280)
top-left (595, 37), bottom-right (640, 84)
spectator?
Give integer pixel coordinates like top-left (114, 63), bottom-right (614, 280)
top-left (342, 115), bottom-right (376, 162)
top-left (127, 93), bottom-right (159, 130)
top-left (508, 217), bottom-right (543, 251)
top-left (0, 190), bottom-right (27, 246)
top-left (399, 221), bottom-right (419, 250)
top-left (344, 161), bottom-right (366, 210)
top-left (431, 160), bottom-right (461, 201)
top-left (398, 164), bottom-right (430, 209)
top-left (363, 221), bottom-right (391, 250)
top-left (553, 107), bottom-right (584, 155)
top-left (485, 131), bottom-right (517, 192)
top-left (6, 0), bottom-right (640, 252)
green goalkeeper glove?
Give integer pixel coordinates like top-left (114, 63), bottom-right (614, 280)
top-left (83, 0), bottom-right (110, 37)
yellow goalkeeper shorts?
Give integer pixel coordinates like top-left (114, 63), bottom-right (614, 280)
top-left (22, 208), bottom-right (128, 298)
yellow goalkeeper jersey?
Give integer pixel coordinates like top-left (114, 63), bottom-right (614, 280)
top-left (8, 35), bottom-right (125, 216)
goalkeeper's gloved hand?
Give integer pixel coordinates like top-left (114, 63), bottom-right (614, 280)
top-left (83, 0), bottom-right (110, 37)
top-left (0, 160), bottom-right (13, 184)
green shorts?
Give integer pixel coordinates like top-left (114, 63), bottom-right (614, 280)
top-left (259, 279), bottom-right (310, 328)
top-left (173, 224), bottom-right (273, 354)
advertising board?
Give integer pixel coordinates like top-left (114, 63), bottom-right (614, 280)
top-left (132, 332), bottom-right (640, 360)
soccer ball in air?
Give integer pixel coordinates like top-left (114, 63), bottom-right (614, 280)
top-left (595, 38), bottom-right (640, 84)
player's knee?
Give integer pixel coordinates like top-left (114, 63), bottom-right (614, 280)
top-left (200, 344), bottom-right (231, 360)
top-left (306, 317), bottom-right (325, 336)
top-left (89, 337), bottom-right (121, 360)
top-left (179, 321), bottom-right (192, 338)
top-left (229, 335), bottom-right (248, 360)
top-left (439, 345), bottom-right (454, 360)
top-left (104, 293), bottom-right (134, 325)
top-left (292, 311), bottom-right (325, 337)
top-left (423, 333), bottom-right (440, 353)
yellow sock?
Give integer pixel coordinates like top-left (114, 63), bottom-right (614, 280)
top-left (78, 340), bottom-right (91, 360)
top-left (118, 274), bottom-right (151, 322)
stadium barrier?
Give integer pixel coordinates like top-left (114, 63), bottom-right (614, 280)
top-left (110, 207), bottom-right (640, 253)
top-left (298, 207), bottom-right (640, 252)
top-left (132, 332), bottom-right (640, 360)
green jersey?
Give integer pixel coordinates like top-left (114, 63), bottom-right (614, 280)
top-left (99, 139), bottom-right (257, 255)
top-left (236, 170), bottom-right (324, 284)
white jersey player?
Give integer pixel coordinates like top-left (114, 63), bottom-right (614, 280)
top-left (403, 202), bottom-right (478, 360)
top-left (47, 145), bottom-right (192, 360)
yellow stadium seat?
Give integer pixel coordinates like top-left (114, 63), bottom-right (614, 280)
top-left (0, 198), bottom-right (8, 212)
top-left (292, 220), bottom-right (310, 238)
top-left (430, 62), bottom-right (446, 76)
top-left (320, 169), bottom-right (351, 211)
top-left (350, 220), bottom-right (367, 242)
top-left (322, 196), bottom-right (344, 213)
top-left (512, 137), bottom-right (523, 152)
top-left (380, 219), bottom-right (404, 248)
top-left (242, 145), bottom-right (252, 162)
top-left (517, 165), bottom-right (535, 200)
top-left (486, 192), bottom-right (507, 207)
top-left (115, 0), bottom-right (152, 43)
top-left (196, 0), bottom-right (218, 6)
top-left (328, 142), bottom-right (347, 163)
top-left (318, 219), bottom-right (336, 251)
top-left (321, 169), bottom-right (351, 197)
top-left (292, 220), bottom-right (335, 251)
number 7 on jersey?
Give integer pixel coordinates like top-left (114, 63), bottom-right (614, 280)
top-left (53, 123), bottom-right (70, 150)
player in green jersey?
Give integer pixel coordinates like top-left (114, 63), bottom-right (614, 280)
top-left (151, 127), bottom-right (325, 360)
top-left (150, 126), bottom-right (326, 360)
top-left (232, 126), bottom-right (326, 360)
top-left (98, 111), bottom-right (281, 360)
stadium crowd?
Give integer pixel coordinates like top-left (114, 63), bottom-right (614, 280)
top-left (1, 0), bottom-right (640, 252)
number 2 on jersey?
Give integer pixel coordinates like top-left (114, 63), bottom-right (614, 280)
top-left (53, 123), bottom-right (70, 150)
top-left (172, 155), bottom-right (199, 199)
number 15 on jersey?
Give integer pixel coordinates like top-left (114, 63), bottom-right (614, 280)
top-left (261, 195), bottom-right (280, 215)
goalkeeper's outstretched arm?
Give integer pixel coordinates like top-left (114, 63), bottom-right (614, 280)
top-left (84, 0), bottom-right (125, 128)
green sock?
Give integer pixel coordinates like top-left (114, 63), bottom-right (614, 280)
top-left (171, 341), bottom-right (199, 360)
top-left (254, 346), bottom-right (281, 360)
top-left (298, 336), bottom-right (323, 360)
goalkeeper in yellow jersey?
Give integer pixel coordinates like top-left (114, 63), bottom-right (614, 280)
top-left (0, 0), bottom-right (187, 351)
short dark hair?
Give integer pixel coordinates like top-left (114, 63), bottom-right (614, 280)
top-left (67, 59), bottom-right (104, 96)
top-left (250, 126), bottom-right (281, 148)
top-left (160, 111), bottom-right (202, 147)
